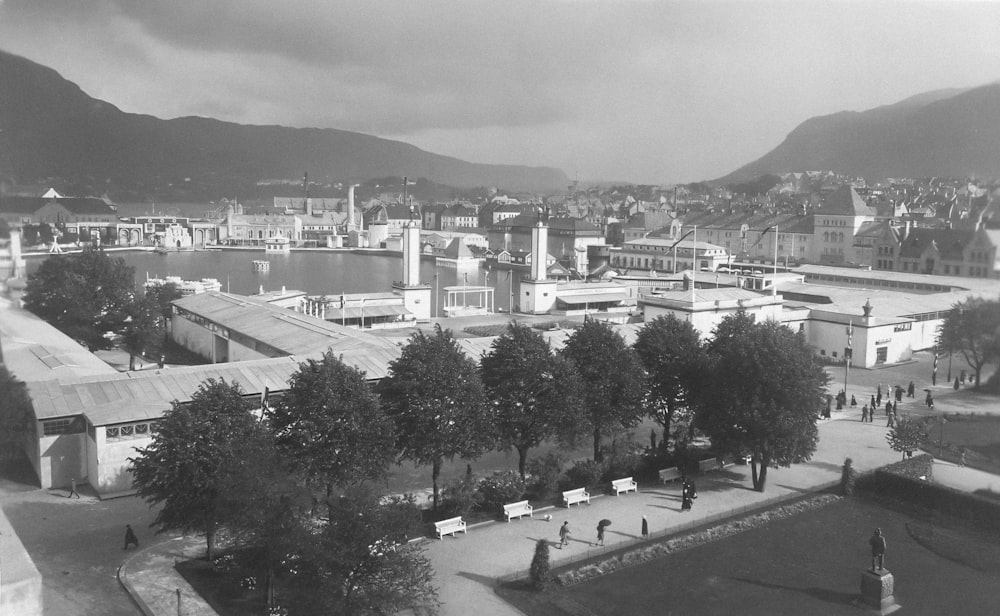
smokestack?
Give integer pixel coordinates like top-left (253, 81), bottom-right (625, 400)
top-left (348, 184), bottom-right (357, 229)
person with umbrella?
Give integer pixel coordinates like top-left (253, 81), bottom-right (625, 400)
top-left (596, 519), bottom-right (611, 546)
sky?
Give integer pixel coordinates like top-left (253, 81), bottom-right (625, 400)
top-left (3, 0), bottom-right (1000, 184)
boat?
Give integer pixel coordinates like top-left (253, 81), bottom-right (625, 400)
top-left (144, 275), bottom-right (222, 296)
top-left (252, 260), bottom-right (270, 271)
top-left (264, 234), bottom-right (291, 254)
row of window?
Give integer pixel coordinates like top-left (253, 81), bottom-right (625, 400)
top-left (822, 232), bottom-right (846, 243)
top-left (105, 421), bottom-right (157, 441)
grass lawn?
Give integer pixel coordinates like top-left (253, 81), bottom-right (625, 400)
top-left (920, 413), bottom-right (1000, 474)
top-left (497, 497), bottom-right (1000, 616)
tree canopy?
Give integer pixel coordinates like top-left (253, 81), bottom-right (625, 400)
top-left (130, 378), bottom-right (257, 559)
top-left (693, 312), bottom-right (828, 492)
top-left (886, 415), bottom-right (928, 461)
top-left (479, 322), bottom-right (583, 478)
top-left (0, 364), bottom-right (33, 464)
top-left (560, 319), bottom-right (646, 462)
top-left (936, 297), bottom-right (1000, 388)
top-left (378, 325), bottom-right (492, 509)
top-left (270, 351), bottom-right (395, 500)
top-left (634, 314), bottom-right (703, 442)
top-left (23, 248), bottom-right (136, 350)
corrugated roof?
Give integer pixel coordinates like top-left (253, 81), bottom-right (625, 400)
top-left (173, 292), bottom-right (397, 355)
top-left (557, 293), bottom-right (628, 305)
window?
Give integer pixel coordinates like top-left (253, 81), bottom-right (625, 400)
top-left (42, 416), bottom-right (85, 436)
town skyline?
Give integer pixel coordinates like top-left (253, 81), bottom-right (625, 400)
top-left (3, 0), bottom-right (1000, 184)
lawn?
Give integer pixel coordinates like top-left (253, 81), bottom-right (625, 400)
top-left (497, 497), bottom-right (1000, 616)
top-left (920, 413), bottom-right (1000, 474)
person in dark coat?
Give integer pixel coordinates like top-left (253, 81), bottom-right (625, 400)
top-left (926, 391), bottom-right (934, 408)
top-left (124, 524), bottom-right (139, 550)
top-left (641, 515), bottom-right (649, 538)
top-left (870, 528), bottom-right (886, 571)
top-left (885, 401), bottom-right (892, 416)
top-left (850, 395), bottom-right (857, 407)
top-left (870, 395), bottom-right (877, 410)
top-left (876, 391), bottom-right (882, 407)
top-left (907, 381), bottom-right (915, 398)
top-left (862, 404), bottom-right (869, 423)
top-left (680, 477), bottom-right (694, 511)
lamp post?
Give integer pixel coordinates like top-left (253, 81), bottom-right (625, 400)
top-left (433, 273), bottom-right (439, 319)
top-left (938, 414), bottom-right (947, 458)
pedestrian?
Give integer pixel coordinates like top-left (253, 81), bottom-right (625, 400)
top-left (558, 521), bottom-right (571, 549)
top-left (680, 476), bottom-right (694, 511)
top-left (886, 411), bottom-right (895, 428)
top-left (596, 522), bottom-right (606, 546)
top-left (877, 383), bottom-right (882, 399)
top-left (958, 449), bottom-right (967, 467)
top-left (851, 395), bottom-right (857, 407)
top-left (68, 477), bottom-right (80, 499)
top-left (870, 395), bottom-right (876, 410)
top-left (641, 515), bottom-right (649, 538)
top-left (907, 381), bottom-right (915, 398)
top-left (870, 528), bottom-right (886, 571)
top-left (124, 524), bottom-right (139, 550)
top-left (926, 392), bottom-right (934, 409)
top-left (876, 391), bottom-right (882, 407)
top-left (954, 376), bottom-right (960, 390)
top-left (893, 400), bottom-right (899, 414)
top-left (885, 401), bottom-right (892, 417)
top-left (895, 387), bottom-right (903, 403)
top-left (862, 405), bottom-right (869, 423)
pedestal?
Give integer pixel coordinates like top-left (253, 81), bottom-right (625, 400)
top-left (857, 569), bottom-right (900, 614)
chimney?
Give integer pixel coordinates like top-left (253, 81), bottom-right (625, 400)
top-left (348, 184), bottom-right (357, 229)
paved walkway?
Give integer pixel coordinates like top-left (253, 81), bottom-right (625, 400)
top-left (116, 409), bottom-right (999, 616)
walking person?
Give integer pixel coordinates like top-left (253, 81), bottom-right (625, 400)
top-left (596, 519), bottom-right (611, 547)
top-left (926, 391), bottom-right (934, 409)
top-left (124, 524), bottom-right (139, 550)
top-left (907, 381), bottom-right (915, 398)
top-left (68, 477), bottom-right (80, 499)
top-left (876, 390), bottom-right (882, 408)
top-left (558, 521), bottom-right (571, 549)
top-left (641, 515), bottom-right (649, 538)
top-left (885, 400), bottom-right (893, 417)
top-left (870, 395), bottom-right (877, 410)
top-left (862, 405), bottom-right (869, 423)
top-left (886, 410), bottom-right (895, 428)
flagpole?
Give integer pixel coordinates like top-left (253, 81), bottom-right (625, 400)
top-left (691, 226), bottom-right (697, 303)
top-left (845, 320), bottom-right (852, 397)
top-left (772, 224), bottom-right (778, 297)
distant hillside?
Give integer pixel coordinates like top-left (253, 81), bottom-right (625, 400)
top-left (717, 83), bottom-right (1000, 183)
top-left (0, 50), bottom-right (567, 197)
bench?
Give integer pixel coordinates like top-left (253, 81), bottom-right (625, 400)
top-left (611, 477), bottom-right (638, 496)
top-left (658, 466), bottom-right (682, 484)
top-left (503, 500), bottom-right (533, 522)
top-left (698, 458), bottom-right (723, 473)
top-left (434, 516), bottom-right (467, 539)
top-left (562, 487), bottom-right (590, 507)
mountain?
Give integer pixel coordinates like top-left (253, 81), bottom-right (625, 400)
top-left (0, 50), bottom-right (567, 197)
top-left (717, 83), bottom-right (1000, 184)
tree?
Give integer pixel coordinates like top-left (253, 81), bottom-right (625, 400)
top-left (886, 415), bottom-right (928, 461)
top-left (378, 325), bottom-right (493, 510)
top-left (559, 320), bottom-right (646, 462)
top-left (310, 487), bottom-right (439, 615)
top-left (479, 322), bottom-right (583, 478)
top-left (633, 315), bottom-right (703, 444)
top-left (130, 378), bottom-right (257, 560)
top-left (22, 248), bottom-right (135, 349)
top-left (693, 312), bottom-right (828, 492)
top-left (0, 364), bottom-right (33, 464)
top-left (270, 351), bottom-right (395, 506)
top-left (936, 297), bottom-right (1000, 389)
top-left (529, 539), bottom-right (552, 591)
top-left (143, 281), bottom-right (183, 348)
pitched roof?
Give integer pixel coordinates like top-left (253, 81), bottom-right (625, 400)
top-left (821, 185), bottom-right (876, 217)
top-left (898, 228), bottom-right (974, 260)
top-left (0, 196), bottom-right (47, 214)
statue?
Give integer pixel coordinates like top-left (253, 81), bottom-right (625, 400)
top-left (869, 528), bottom-right (886, 571)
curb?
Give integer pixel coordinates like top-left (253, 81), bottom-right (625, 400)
top-left (117, 542), bottom-right (160, 616)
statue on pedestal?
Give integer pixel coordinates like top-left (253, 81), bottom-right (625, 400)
top-left (869, 528), bottom-right (886, 571)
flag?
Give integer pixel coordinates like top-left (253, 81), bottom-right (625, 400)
top-left (847, 320), bottom-right (853, 348)
top-left (933, 353), bottom-right (938, 373)
top-left (750, 225), bottom-right (776, 249)
top-left (261, 386), bottom-right (269, 410)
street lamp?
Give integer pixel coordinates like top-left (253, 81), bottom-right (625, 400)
top-left (938, 414), bottom-right (947, 458)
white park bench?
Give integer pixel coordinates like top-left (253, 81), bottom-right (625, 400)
top-left (611, 477), bottom-right (638, 496)
top-left (562, 487), bottom-right (591, 507)
top-left (658, 467), bottom-right (682, 484)
top-left (503, 500), bottom-right (534, 522)
top-left (434, 516), bottom-right (467, 539)
top-left (698, 458), bottom-right (723, 473)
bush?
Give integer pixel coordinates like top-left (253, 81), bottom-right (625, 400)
top-left (476, 470), bottom-right (526, 515)
top-left (526, 452), bottom-right (565, 499)
top-left (439, 476), bottom-right (481, 518)
top-left (529, 539), bottom-right (552, 591)
top-left (840, 457), bottom-right (856, 496)
top-left (559, 459), bottom-right (604, 492)
top-left (601, 437), bottom-right (643, 482)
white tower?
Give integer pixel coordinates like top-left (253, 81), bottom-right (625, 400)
top-left (519, 207), bottom-right (559, 314)
top-left (392, 205), bottom-right (431, 320)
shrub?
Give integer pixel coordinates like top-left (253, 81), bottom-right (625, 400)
top-left (840, 457), bottom-right (856, 496)
top-left (526, 452), bottom-right (565, 499)
top-left (529, 539), bottom-right (552, 591)
top-left (559, 459), bottom-right (604, 492)
top-left (476, 470), bottom-right (526, 515)
top-left (601, 437), bottom-right (643, 482)
top-left (439, 476), bottom-right (481, 518)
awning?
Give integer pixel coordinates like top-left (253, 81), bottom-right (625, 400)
top-left (557, 292), bottom-right (628, 305)
top-left (325, 304), bottom-right (411, 320)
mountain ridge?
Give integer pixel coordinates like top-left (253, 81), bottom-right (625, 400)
top-left (0, 50), bottom-right (568, 197)
top-left (717, 82), bottom-right (1000, 184)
